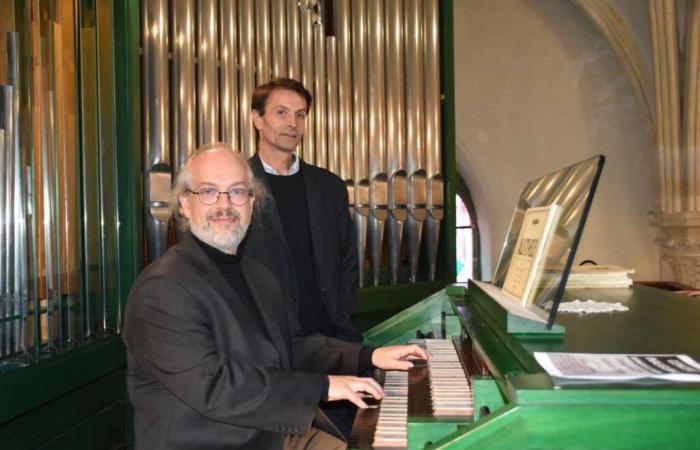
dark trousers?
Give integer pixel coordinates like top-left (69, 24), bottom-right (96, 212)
top-left (320, 400), bottom-right (356, 440)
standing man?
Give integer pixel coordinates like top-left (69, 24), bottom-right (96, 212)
top-left (122, 144), bottom-right (428, 449)
top-left (244, 78), bottom-right (361, 343)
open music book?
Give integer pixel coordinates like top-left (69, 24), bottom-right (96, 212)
top-left (534, 352), bottom-right (700, 382)
top-left (502, 204), bottom-right (562, 306)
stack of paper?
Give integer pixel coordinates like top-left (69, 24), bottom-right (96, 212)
top-left (564, 264), bottom-right (634, 288)
top-left (534, 352), bottom-right (700, 382)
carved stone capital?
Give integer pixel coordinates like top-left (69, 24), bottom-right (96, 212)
top-left (649, 211), bottom-right (700, 287)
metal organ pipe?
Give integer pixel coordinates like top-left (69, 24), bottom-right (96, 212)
top-left (314, 23), bottom-right (327, 169)
top-left (238, 0), bottom-right (256, 157)
top-left (385, 0), bottom-right (407, 284)
top-left (255, 0), bottom-right (271, 84)
top-left (197, 0), bottom-right (219, 145)
top-left (352, 0), bottom-right (370, 287)
top-left (326, 37), bottom-right (339, 175)
top-left (300, 2), bottom-right (315, 164)
top-left (8, 32), bottom-right (26, 352)
top-left (0, 128), bottom-right (5, 356)
top-left (271, 0), bottom-right (287, 78)
top-left (142, 0), bottom-right (171, 262)
top-left (1, 87), bottom-right (13, 311)
top-left (367, 0), bottom-right (388, 286)
top-left (286, 0), bottom-right (301, 79)
top-left (423, 0), bottom-right (443, 280)
top-left (171, 0), bottom-right (196, 169)
top-left (404, 0), bottom-right (427, 283)
top-left (336, 0), bottom-right (353, 184)
top-left (220, 0), bottom-right (240, 150)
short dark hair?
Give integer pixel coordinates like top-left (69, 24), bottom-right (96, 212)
top-left (251, 77), bottom-right (313, 115)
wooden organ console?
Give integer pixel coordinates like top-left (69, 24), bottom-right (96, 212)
top-left (349, 282), bottom-right (700, 449)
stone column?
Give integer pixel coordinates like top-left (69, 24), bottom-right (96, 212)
top-left (648, 0), bottom-right (700, 287)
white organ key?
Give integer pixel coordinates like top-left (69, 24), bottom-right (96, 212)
top-left (372, 370), bottom-right (408, 448)
top-left (425, 339), bottom-right (473, 417)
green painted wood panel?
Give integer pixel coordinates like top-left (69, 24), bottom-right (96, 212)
top-left (1, 370), bottom-right (125, 449)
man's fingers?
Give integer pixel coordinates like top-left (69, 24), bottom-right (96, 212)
top-left (348, 391), bottom-right (369, 409)
top-left (354, 378), bottom-right (384, 399)
top-left (390, 360), bottom-right (414, 371)
top-left (407, 345), bottom-right (430, 360)
top-left (366, 380), bottom-right (385, 399)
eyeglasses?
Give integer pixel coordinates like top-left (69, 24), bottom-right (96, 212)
top-left (186, 187), bottom-right (253, 206)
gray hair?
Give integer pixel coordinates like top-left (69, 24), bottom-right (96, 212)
top-left (170, 143), bottom-right (268, 231)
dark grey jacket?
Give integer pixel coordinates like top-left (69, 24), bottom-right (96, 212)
top-left (122, 233), bottom-right (363, 449)
top-left (243, 154), bottom-right (361, 342)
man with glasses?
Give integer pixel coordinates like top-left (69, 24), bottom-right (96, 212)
top-left (122, 144), bottom-right (428, 450)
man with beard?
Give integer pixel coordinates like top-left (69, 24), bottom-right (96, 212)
top-left (122, 144), bottom-right (428, 450)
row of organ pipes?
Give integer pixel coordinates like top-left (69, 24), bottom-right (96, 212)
top-left (143, 0), bottom-right (444, 285)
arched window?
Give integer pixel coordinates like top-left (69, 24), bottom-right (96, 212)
top-left (456, 175), bottom-right (481, 282)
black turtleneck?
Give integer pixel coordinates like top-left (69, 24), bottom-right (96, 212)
top-left (194, 235), bottom-right (372, 399)
top-left (194, 236), bottom-right (267, 335)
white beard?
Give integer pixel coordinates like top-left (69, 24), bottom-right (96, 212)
top-left (190, 207), bottom-right (249, 254)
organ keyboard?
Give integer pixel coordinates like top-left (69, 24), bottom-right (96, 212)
top-left (349, 339), bottom-right (474, 449)
top-left (349, 282), bottom-right (700, 449)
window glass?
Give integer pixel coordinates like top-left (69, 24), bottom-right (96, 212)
top-left (455, 195), bottom-right (474, 282)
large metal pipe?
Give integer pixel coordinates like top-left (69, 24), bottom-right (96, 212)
top-left (255, 0), bottom-right (271, 84)
top-left (406, 170), bottom-right (426, 282)
top-left (368, 174), bottom-right (387, 285)
top-left (355, 180), bottom-right (370, 287)
top-left (44, 92), bottom-right (58, 350)
top-left (80, 25), bottom-right (102, 337)
top-left (29, 0), bottom-right (46, 351)
top-left (326, 37), bottom-right (339, 175)
top-left (8, 31), bottom-right (26, 353)
top-left (300, 2), bottom-right (315, 164)
top-left (387, 171), bottom-right (407, 283)
top-left (424, 175), bottom-right (443, 280)
top-left (404, 0), bottom-right (426, 282)
top-left (0, 128), bottom-right (5, 356)
top-left (286, 0), bottom-right (301, 79)
top-left (271, 0), bottom-right (287, 78)
top-left (52, 16), bottom-right (67, 344)
top-left (367, 0), bottom-right (387, 285)
top-left (197, 0), bottom-right (219, 145)
top-left (385, 0), bottom-right (406, 283)
top-left (423, 0), bottom-right (442, 280)
top-left (336, 0), bottom-right (353, 182)
top-left (142, 0), bottom-right (171, 262)
top-left (238, 0), bottom-right (256, 157)
top-left (1, 85), bottom-right (16, 353)
top-left (172, 0), bottom-right (196, 167)
top-left (313, 23), bottom-right (327, 168)
top-left (97, 0), bottom-right (120, 331)
top-left (220, 0), bottom-right (239, 150)
top-left (1, 89), bottom-right (11, 310)
top-left (352, 0), bottom-right (369, 286)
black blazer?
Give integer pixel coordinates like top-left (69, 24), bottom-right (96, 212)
top-left (122, 233), bottom-right (363, 450)
top-left (243, 154), bottom-right (361, 342)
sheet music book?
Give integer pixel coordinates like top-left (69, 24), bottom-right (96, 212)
top-left (566, 264), bottom-right (634, 288)
top-left (534, 352), bottom-right (700, 382)
top-left (502, 205), bottom-right (562, 306)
